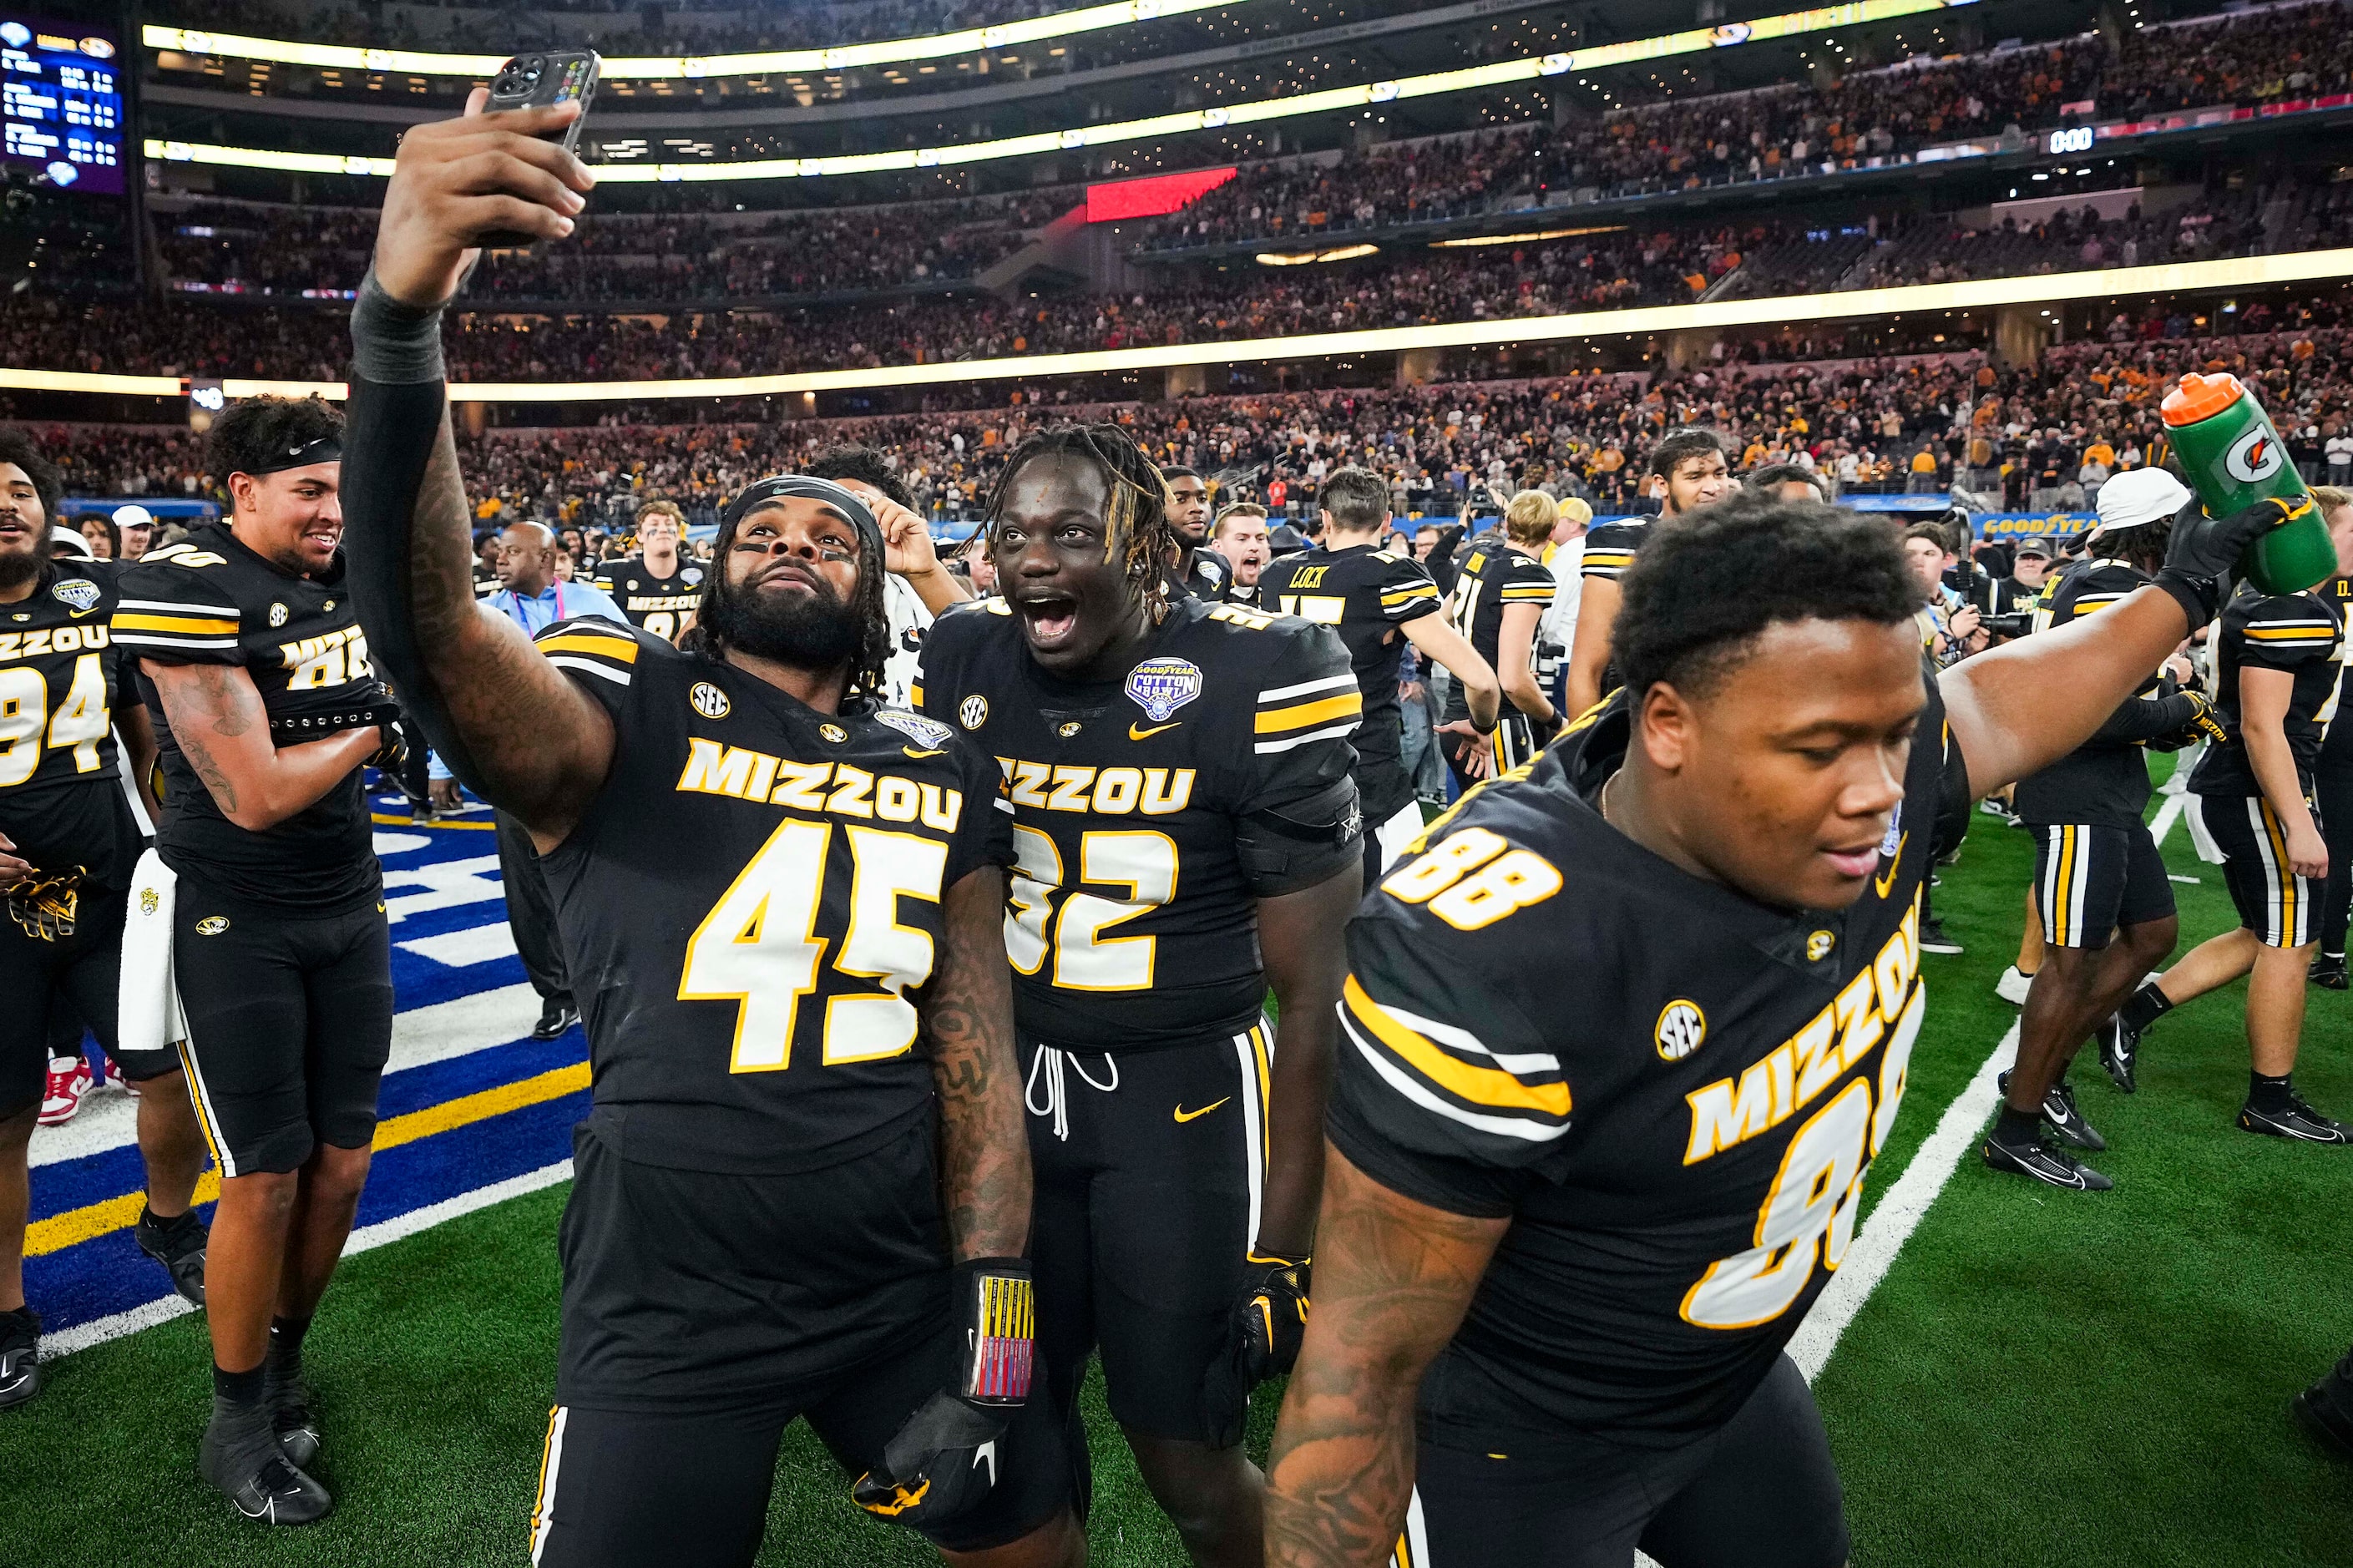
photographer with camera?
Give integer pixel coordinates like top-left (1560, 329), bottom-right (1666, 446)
top-left (1985, 469), bottom-right (2224, 1189)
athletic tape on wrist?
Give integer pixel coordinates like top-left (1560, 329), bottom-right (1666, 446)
top-left (954, 1258), bottom-right (1035, 1405)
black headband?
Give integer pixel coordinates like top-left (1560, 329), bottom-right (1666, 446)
top-left (243, 435), bottom-right (344, 477)
top-left (720, 475), bottom-right (883, 559)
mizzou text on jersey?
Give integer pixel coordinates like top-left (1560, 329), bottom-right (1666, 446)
top-left (1258, 544), bottom-right (1443, 824)
top-left (590, 555), bottom-right (703, 640)
top-left (1328, 684), bottom-right (1953, 1559)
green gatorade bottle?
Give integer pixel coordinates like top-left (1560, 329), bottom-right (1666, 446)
top-left (2159, 372), bottom-right (2332, 594)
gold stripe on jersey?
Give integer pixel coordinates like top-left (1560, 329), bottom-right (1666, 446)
top-left (1580, 549), bottom-right (1636, 575)
top-left (1255, 691), bottom-right (1363, 734)
top-left (1341, 974), bottom-right (1571, 1123)
top-left (111, 610), bottom-right (240, 636)
top-left (1496, 584), bottom-right (1556, 600)
top-left (1380, 583), bottom-right (1440, 604)
top-left (2243, 622), bottom-right (2337, 643)
top-left (538, 631), bottom-right (640, 661)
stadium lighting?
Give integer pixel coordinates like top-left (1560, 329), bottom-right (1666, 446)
top-left (1256, 244), bottom-right (1380, 265)
top-left (144, 0), bottom-right (1971, 180)
top-left (7, 250), bottom-right (2346, 406)
top-left (1430, 225), bottom-right (1628, 247)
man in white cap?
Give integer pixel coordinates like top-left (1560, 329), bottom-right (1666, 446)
top-left (2102, 473), bottom-right (2353, 1150)
top-left (1988, 467), bottom-right (2224, 1188)
top-left (110, 504), bottom-right (155, 562)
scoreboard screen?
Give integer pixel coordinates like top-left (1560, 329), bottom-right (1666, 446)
top-left (1, 15), bottom-right (123, 195)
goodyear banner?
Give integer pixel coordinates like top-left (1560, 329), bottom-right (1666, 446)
top-left (1974, 512), bottom-right (2097, 541)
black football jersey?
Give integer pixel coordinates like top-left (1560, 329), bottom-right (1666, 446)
top-left (0, 560), bottom-right (144, 893)
top-left (1576, 518), bottom-right (1647, 585)
top-left (1328, 683), bottom-right (1951, 1449)
top-left (1176, 548), bottom-right (1232, 602)
top-left (2189, 583), bottom-right (2344, 797)
top-left (593, 554), bottom-right (705, 639)
top-left (112, 523), bottom-right (384, 910)
top-left (915, 594), bottom-right (1360, 1050)
top-left (2011, 559), bottom-right (2166, 828)
top-left (1440, 541), bottom-right (1556, 724)
top-left (2320, 574), bottom-right (2353, 776)
top-left (1258, 544), bottom-right (1443, 822)
top-left (536, 618), bottom-right (1013, 1174)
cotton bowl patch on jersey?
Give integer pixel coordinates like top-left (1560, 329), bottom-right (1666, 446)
top-left (877, 710), bottom-right (953, 750)
top-left (50, 578), bottom-right (101, 613)
top-left (1126, 656), bottom-right (1203, 723)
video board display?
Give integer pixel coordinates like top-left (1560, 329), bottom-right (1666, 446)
top-left (2, 16), bottom-right (124, 195)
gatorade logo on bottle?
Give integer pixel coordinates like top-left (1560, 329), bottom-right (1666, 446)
top-left (2224, 424), bottom-right (2285, 485)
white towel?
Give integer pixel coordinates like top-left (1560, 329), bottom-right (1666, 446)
top-left (117, 848), bottom-right (186, 1054)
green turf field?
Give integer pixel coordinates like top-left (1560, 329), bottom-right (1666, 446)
top-left (3, 783), bottom-right (2349, 1567)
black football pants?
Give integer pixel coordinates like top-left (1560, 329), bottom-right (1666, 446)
top-left (496, 809), bottom-right (571, 1006)
top-left (2316, 769), bottom-right (2353, 955)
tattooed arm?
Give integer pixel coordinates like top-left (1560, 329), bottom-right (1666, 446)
top-left (1253, 862), bottom-right (1363, 1257)
top-left (142, 661), bottom-right (382, 832)
top-left (1265, 1146), bottom-right (1507, 1568)
top-left (919, 863), bottom-right (1032, 1261)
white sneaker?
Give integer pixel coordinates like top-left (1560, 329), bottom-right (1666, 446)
top-left (38, 1057), bottom-right (91, 1126)
top-left (1996, 965), bottom-right (2035, 1005)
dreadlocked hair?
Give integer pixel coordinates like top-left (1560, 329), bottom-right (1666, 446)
top-left (680, 503), bottom-right (894, 707)
top-left (986, 424), bottom-right (1176, 623)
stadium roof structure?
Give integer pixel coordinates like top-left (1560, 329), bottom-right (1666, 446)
top-left (9, 249), bottom-right (2348, 406)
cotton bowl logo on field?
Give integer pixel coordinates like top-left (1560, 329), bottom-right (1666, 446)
top-left (1126, 657), bottom-right (1203, 723)
top-left (2224, 424), bottom-right (2285, 485)
top-left (1655, 1000), bottom-right (1708, 1061)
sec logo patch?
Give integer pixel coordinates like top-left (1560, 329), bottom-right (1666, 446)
top-left (195, 916), bottom-right (230, 936)
top-left (1655, 1000), bottom-right (1707, 1061)
top-left (959, 695), bottom-right (989, 731)
top-left (269, 602), bottom-right (290, 629)
top-left (689, 681), bottom-right (731, 719)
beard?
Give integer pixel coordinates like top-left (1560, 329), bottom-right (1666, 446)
top-left (0, 540), bottom-right (41, 593)
top-left (702, 566), bottom-right (867, 670)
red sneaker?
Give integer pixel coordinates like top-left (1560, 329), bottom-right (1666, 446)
top-left (38, 1057), bottom-right (92, 1126)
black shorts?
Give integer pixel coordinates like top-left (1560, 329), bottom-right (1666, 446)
top-left (1024, 1024), bottom-right (1270, 1444)
top-left (2027, 822), bottom-right (2175, 948)
top-left (0, 885), bottom-right (177, 1119)
top-left (540, 1121), bottom-right (1069, 1562)
top-left (1395, 1355), bottom-right (1848, 1568)
top-left (2201, 792), bottom-right (2322, 948)
top-left (174, 883), bottom-right (393, 1177)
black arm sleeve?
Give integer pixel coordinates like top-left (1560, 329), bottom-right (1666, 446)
top-left (2091, 685), bottom-right (2200, 747)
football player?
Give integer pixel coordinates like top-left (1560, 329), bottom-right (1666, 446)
top-left (1165, 468), bottom-right (1232, 601)
top-left (801, 444), bottom-right (974, 709)
top-left (2305, 487), bottom-right (2353, 989)
top-left (1264, 488), bottom-right (2295, 1567)
top-left (916, 425), bottom-right (1363, 1568)
top-left (112, 397), bottom-right (403, 1525)
top-left (1258, 466), bottom-right (1501, 883)
top-left (0, 430), bottom-right (211, 1411)
top-left (1987, 469), bottom-right (2216, 1189)
top-left (346, 91), bottom-right (1084, 1568)
top-left (1435, 492), bottom-right (1558, 789)
top-left (2102, 493), bottom-right (2353, 1144)
top-left (592, 498), bottom-right (702, 640)
top-left (1561, 428), bottom-right (1732, 719)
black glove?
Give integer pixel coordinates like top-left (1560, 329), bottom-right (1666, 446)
top-left (852, 1258), bottom-right (1033, 1530)
top-left (2148, 690), bottom-right (2230, 753)
top-left (3, 866), bottom-right (83, 941)
top-left (369, 712), bottom-right (410, 774)
top-left (1202, 1252), bottom-right (1312, 1447)
top-left (2154, 495), bottom-right (2315, 631)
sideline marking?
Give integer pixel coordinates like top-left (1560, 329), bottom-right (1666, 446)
top-left (48, 1159), bottom-right (575, 1362)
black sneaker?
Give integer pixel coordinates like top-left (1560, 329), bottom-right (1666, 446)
top-left (1917, 918), bottom-right (1962, 955)
top-left (2239, 1091), bottom-right (2353, 1144)
top-left (2097, 1012), bottom-right (2141, 1095)
top-left (134, 1206), bottom-right (208, 1308)
top-left (1982, 1130), bottom-right (2113, 1191)
top-left (2310, 953), bottom-right (2349, 990)
top-left (1999, 1071), bottom-right (2108, 1152)
top-left (2292, 1348), bottom-right (2353, 1460)
top-left (531, 999), bottom-right (581, 1040)
top-left (200, 1405), bottom-right (332, 1525)
top-left (0, 1307), bottom-right (40, 1410)
top-left (266, 1364), bottom-right (321, 1470)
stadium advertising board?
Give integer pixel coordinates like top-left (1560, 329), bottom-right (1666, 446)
top-left (1, 15), bottom-right (122, 195)
top-left (1976, 513), bottom-right (2096, 541)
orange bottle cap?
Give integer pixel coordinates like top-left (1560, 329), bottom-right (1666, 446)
top-left (2162, 372), bottom-right (2244, 427)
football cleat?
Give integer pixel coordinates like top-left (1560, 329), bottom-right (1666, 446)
top-left (1982, 1131), bottom-right (2113, 1191)
top-left (200, 1409), bottom-right (332, 1525)
top-left (2097, 1013), bottom-right (2141, 1094)
top-left (2310, 953), bottom-right (2348, 991)
top-left (1998, 1072), bottom-right (2107, 1152)
top-left (1917, 918), bottom-right (1962, 955)
top-left (266, 1363), bottom-right (321, 1470)
top-left (531, 999), bottom-right (581, 1041)
top-left (1995, 965), bottom-right (2036, 1005)
top-left (2238, 1092), bottom-right (2353, 1144)
top-left (0, 1308), bottom-right (41, 1409)
top-left (2291, 1348), bottom-right (2353, 1461)
top-left (38, 1056), bottom-right (91, 1126)
top-left (134, 1206), bottom-right (208, 1308)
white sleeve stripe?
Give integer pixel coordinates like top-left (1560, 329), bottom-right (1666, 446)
top-left (993, 797), bottom-right (1016, 813)
top-left (1254, 721), bottom-right (1359, 755)
top-left (116, 598), bottom-right (239, 615)
top-left (110, 632), bottom-right (242, 649)
top-left (1340, 1014), bottom-right (1570, 1143)
top-left (1378, 998), bottom-right (1563, 1076)
top-left (1258, 672), bottom-right (1358, 703)
top-left (546, 655), bottom-right (632, 685)
top-left (2247, 620), bottom-right (2338, 630)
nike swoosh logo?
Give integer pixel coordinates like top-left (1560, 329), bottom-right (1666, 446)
top-left (1130, 721), bottom-right (1182, 740)
top-left (1873, 832), bottom-right (1907, 898)
top-left (1174, 1097), bottom-right (1230, 1123)
top-left (903, 746), bottom-right (946, 759)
